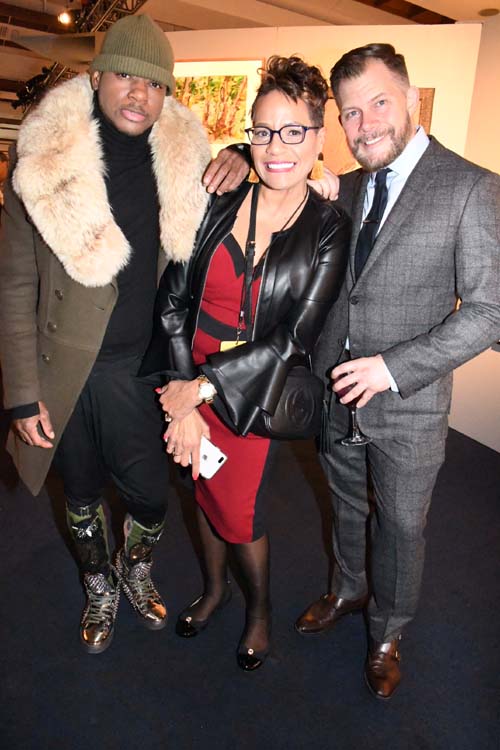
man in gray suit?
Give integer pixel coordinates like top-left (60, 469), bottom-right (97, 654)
top-left (295, 44), bottom-right (500, 699)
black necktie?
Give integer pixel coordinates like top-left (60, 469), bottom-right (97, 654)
top-left (354, 168), bottom-right (390, 279)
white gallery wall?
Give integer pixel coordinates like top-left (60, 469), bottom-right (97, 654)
top-left (457, 14), bottom-right (500, 454)
top-left (168, 24), bottom-right (482, 153)
top-left (167, 23), bottom-right (500, 452)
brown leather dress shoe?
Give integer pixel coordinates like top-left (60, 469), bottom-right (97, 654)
top-left (295, 592), bottom-right (368, 635)
top-left (364, 637), bottom-right (402, 700)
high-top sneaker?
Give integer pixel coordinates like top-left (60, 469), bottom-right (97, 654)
top-left (116, 514), bottom-right (167, 630)
top-left (67, 501), bottom-right (120, 653)
top-left (81, 568), bottom-right (120, 653)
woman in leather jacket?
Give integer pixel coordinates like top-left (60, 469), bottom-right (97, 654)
top-left (148, 56), bottom-right (350, 670)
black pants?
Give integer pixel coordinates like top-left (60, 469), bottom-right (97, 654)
top-left (54, 356), bottom-right (169, 527)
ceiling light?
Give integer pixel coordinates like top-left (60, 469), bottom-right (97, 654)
top-left (58, 1), bottom-right (81, 26)
top-left (57, 10), bottom-right (72, 25)
top-left (478, 8), bottom-right (500, 15)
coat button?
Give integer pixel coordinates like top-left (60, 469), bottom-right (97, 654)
top-left (55, 289), bottom-right (64, 300)
top-left (350, 295), bottom-right (359, 305)
top-left (47, 321), bottom-right (57, 332)
top-left (41, 354), bottom-right (51, 363)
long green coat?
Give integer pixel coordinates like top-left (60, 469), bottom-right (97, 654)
top-left (0, 75), bottom-right (211, 495)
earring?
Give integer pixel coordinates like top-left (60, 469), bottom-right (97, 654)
top-left (308, 158), bottom-right (324, 180)
top-left (247, 167), bottom-right (260, 183)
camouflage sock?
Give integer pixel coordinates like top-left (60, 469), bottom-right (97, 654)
top-left (67, 501), bottom-right (113, 583)
top-left (123, 514), bottom-right (165, 563)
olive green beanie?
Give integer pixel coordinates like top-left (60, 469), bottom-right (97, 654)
top-left (91, 14), bottom-right (175, 94)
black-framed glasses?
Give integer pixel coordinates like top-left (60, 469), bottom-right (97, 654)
top-left (245, 124), bottom-right (320, 145)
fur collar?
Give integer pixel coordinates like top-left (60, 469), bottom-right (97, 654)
top-left (13, 75), bottom-right (211, 287)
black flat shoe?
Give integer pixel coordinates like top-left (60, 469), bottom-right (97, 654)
top-left (236, 614), bottom-right (271, 671)
top-left (237, 644), bottom-right (270, 671)
top-left (176, 584), bottom-right (232, 638)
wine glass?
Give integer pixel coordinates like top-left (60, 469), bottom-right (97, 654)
top-left (335, 374), bottom-right (372, 447)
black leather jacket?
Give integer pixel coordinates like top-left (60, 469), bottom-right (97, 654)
top-left (141, 181), bottom-right (350, 434)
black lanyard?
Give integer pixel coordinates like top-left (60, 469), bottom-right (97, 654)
top-left (236, 182), bottom-right (308, 343)
top-left (236, 183), bottom-right (260, 343)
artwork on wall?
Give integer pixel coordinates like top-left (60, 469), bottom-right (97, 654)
top-left (416, 88), bottom-right (435, 133)
top-left (323, 87), bottom-right (436, 176)
top-left (174, 60), bottom-right (263, 156)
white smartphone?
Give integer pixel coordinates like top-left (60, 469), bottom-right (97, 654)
top-left (197, 435), bottom-right (228, 479)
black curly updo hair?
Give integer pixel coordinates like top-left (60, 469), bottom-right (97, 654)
top-left (251, 55), bottom-right (329, 127)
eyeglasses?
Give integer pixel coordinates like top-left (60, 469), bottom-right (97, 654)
top-left (245, 125), bottom-right (321, 145)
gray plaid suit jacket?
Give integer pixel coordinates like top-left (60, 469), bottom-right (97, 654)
top-left (315, 137), bottom-right (500, 440)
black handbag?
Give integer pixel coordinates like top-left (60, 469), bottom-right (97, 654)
top-left (251, 364), bottom-right (324, 440)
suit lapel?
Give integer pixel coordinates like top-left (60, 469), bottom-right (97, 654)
top-left (354, 140), bottom-right (438, 284)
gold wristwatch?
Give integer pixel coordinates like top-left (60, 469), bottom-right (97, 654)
top-left (197, 374), bottom-right (217, 404)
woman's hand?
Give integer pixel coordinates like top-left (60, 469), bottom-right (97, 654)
top-left (156, 379), bottom-right (200, 421)
top-left (164, 409), bottom-right (210, 480)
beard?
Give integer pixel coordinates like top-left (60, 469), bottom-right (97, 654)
top-left (351, 113), bottom-right (414, 172)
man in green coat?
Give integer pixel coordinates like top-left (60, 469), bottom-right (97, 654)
top-left (0, 14), bottom-right (248, 654)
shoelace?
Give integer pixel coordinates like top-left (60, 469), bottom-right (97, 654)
top-left (84, 574), bottom-right (119, 624)
top-left (125, 561), bottom-right (161, 608)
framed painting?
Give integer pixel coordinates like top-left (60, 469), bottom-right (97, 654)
top-left (323, 87), bottom-right (436, 175)
top-left (174, 60), bottom-right (263, 156)
top-left (415, 88), bottom-right (435, 133)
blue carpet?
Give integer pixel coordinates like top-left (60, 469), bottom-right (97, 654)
top-left (0, 428), bottom-right (499, 750)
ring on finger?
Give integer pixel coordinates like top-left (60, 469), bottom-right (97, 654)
top-left (164, 412), bottom-right (172, 422)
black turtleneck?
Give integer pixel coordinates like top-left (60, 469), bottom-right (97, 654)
top-left (95, 98), bottom-right (160, 362)
top-left (10, 100), bottom-right (163, 420)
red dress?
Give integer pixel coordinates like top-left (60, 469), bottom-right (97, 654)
top-left (192, 234), bottom-right (275, 543)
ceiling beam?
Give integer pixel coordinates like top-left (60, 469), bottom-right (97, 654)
top-left (0, 77), bottom-right (22, 92)
top-left (0, 2), bottom-right (64, 33)
top-left (254, 0), bottom-right (413, 25)
top-left (353, 0), bottom-right (456, 23)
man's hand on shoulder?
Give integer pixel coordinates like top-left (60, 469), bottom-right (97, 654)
top-left (308, 166), bottom-right (340, 201)
top-left (203, 147), bottom-right (250, 195)
top-left (12, 401), bottom-right (55, 448)
top-left (332, 354), bottom-right (391, 408)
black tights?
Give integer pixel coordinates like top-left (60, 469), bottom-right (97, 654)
top-left (189, 506), bottom-right (271, 652)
